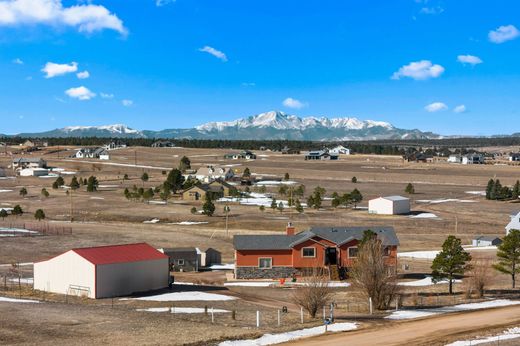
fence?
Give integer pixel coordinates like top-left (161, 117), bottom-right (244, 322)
top-left (0, 221), bottom-right (72, 236)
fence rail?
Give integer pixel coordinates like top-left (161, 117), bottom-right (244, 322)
top-left (0, 221), bottom-right (72, 236)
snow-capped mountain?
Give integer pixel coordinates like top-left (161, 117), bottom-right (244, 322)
top-left (13, 111), bottom-right (440, 140)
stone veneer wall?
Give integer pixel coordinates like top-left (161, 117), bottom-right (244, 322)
top-left (235, 266), bottom-right (297, 279)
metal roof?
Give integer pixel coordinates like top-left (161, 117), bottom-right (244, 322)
top-left (380, 195), bottom-right (409, 202)
top-left (72, 243), bottom-right (168, 265)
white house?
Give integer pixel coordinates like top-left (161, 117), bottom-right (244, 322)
top-left (34, 243), bottom-right (169, 299)
top-left (509, 153), bottom-right (520, 162)
top-left (368, 196), bottom-right (410, 215)
top-left (506, 211), bottom-right (520, 235)
top-left (73, 148), bottom-right (110, 160)
top-left (462, 154), bottom-right (484, 165)
top-left (447, 154), bottom-right (462, 163)
top-left (329, 145), bottom-right (351, 155)
top-left (195, 165), bottom-right (234, 183)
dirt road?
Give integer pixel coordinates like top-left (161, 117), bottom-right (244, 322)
top-left (287, 305), bottom-right (520, 346)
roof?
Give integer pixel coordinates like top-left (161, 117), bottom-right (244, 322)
top-left (379, 195), bottom-right (409, 202)
top-left (234, 226), bottom-right (399, 250)
top-left (72, 243), bottom-right (168, 265)
top-left (13, 157), bottom-right (45, 163)
top-left (474, 236), bottom-right (501, 241)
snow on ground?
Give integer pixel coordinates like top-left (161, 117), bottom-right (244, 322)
top-left (170, 221), bottom-right (209, 225)
top-left (8, 277), bottom-right (33, 284)
top-left (210, 263), bottom-right (235, 270)
top-left (416, 199), bottom-right (476, 204)
top-left (98, 185), bottom-right (119, 188)
top-left (224, 281), bottom-right (350, 288)
top-left (465, 191), bottom-right (486, 196)
top-left (386, 299), bottom-right (520, 320)
top-left (148, 201), bottom-right (167, 205)
top-left (137, 307), bottom-right (230, 313)
top-left (398, 276), bottom-right (461, 287)
top-left (0, 296), bottom-right (39, 303)
top-left (255, 180), bottom-right (298, 186)
top-left (122, 291), bottom-right (237, 302)
top-left (90, 197), bottom-right (105, 200)
top-left (397, 250), bottom-right (440, 260)
top-left (463, 245), bottom-right (497, 251)
top-left (143, 218), bottom-right (160, 224)
top-left (0, 262), bottom-right (33, 268)
top-left (218, 192), bottom-right (299, 208)
top-left (409, 213), bottom-right (439, 219)
top-left (219, 322), bottom-right (357, 346)
top-left (0, 189), bottom-right (13, 193)
top-left (0, 228), bottom-right (39, 237)
top-left (446, 327), bottom-right (520, 346)
top-left (38, 174), bottom-right (59, 178)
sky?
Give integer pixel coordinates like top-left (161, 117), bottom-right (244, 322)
top-left (0, 0), bottom-right (520, 136)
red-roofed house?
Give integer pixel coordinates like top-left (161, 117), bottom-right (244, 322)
top-left (34, 243), bottom-right (169, 298)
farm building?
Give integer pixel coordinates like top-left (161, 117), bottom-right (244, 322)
top-left (233, 223), bottom-right (399, 279)
top-left (368, 196), bottom-right (410, 215)
top-left (304, 150), bottom-right (339, 160)
top-left (159, 247), bottom-right (222, 271)
top-left (472, 236), bottom-right (502, 247)
top-left (19, 168), bottom-right (49, 177)
top-left (505, 211), bottom-right (520, 235)
top-left (329, 145), bottom-right (351, 155)
top-left (34, 243), bottom-right (169, 299)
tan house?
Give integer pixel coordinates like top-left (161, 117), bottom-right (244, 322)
top-left (182, 181), bottom-right (236, 202)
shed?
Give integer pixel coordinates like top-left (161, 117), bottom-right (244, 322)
top-left (472, 236), bottom-right (502, 247)
top-left (33, 243), bottom-right (169, 299)
top-left (160, 247), bottom-right (200, 272)
top-left (368, 196), bottom-right (410, 215)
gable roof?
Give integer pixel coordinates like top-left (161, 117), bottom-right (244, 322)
top-left (234, 226), bottom-right (399, 250)
top-left (72, 243), bottom-right (168, 265)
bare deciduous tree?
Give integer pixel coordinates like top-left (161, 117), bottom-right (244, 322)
top-left (292, 268), bottom-right (333, 318)
top-left (465, 258), bottom-right (492, 298)
top-left (350, 233), bottom-right (400, 310)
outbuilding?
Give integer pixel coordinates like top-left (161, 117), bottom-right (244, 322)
top-left (472, 236), bottom-right (502, 247)
top-left (34, 243), bottom-right (169, 299)
top-left (368, 196), bottom-right (410, 215)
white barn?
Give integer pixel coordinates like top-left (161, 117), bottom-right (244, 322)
top-left (506, 211), bottom-right (520, 235)
top-left (34, 243), bottom-right (169, 299)
top-left (368, 196), bottom-right (410, 215)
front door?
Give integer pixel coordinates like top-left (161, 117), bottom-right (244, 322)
top-left (325, 247), bottom-right (337, 265)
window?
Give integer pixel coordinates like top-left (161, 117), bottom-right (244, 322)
top-left (177, 259), bottom-right (185, 266)
top-left (258, 258), bottom-right (272, 269)
top-left (348, 247), bottom-right (358, 258)
top-left (302, 247), bottom-right (316, 258)
top-left (383, 247), bottom-right (391, 256)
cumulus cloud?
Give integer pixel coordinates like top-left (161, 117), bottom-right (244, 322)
top-left (76, 70), bottom-right (90, 79)
top-left (282, 97), bottom-right (307, 109)
top-left (41, 61), bottom-right (77, 78)
top-left (100, 92), bottom-right (114, 99)
top-left (392, 60), bottom-right (444, 80)
top-left (424, 102), bottom-right (448, 112)
top-left (488, 25), bottom-right (519, 44)
top-left (457, 55), bottom-right (483, 65)
top-left (454, 105), bottom-right (467, 113)
top-left (12, 57), bottom-right (23, 64)
top-left (198, 46), bottom-right (228, 62)
top-left (65, 86), bottom-right (95, 100)
top-left (122, 99), bottom-right (133, 107)
top-left (0, 0), bottom-right (126, 35)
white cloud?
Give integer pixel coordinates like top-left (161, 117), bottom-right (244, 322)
top-left (0, 0), bottom-right (126, 35)
top-left (454, 105), bottom-right (467, 113)
top-left (241, 82), bottom-right (256, 87)
top-left (42, 61), bottom-right (77, 78)
top-left (488, 25), bottom-right (519, 44)
top-left (12, 57), bottom-right (23, 64)
top-left (392, 60), bottom-right (444, 80)
top-left (76, 70), bottom-right (90, 79)
top-left (122, 99), bottom-right (133, 107)
top-left (420, 7), bottom-right (444, 15)
top-left (100, 92), bottom-right (114, 99)
top-left (198, 46), bottom-right (228, 62)
top-left (65, 86), bottom-right (95, 100)
top-left (424, 102), bottom-right (448, 112)
top-left (457, 55), bottom-right (483, 65)
top-left (156, 0), bottom-right (175, 6)
top-left (282, 97), bottom-right (307, 109)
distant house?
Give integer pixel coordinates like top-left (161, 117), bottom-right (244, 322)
top-left (12, 157), bottom-right (47, 170)
top-left (151, 140), bottom-right (175, 148)
top-left (472, 236), bottom-right (502, 247)
top-left (195, 165), bottom-right (234, 183)
top-left (224, 150), bottom-right (256, 160)
top-left (233, 223), bottom-right (399, 279)
top-left (281, 146), bottom-right (300, 155)
top-left (505, 211), bottom-right (520, 235)
top-left (368, 196), bottom-right (410, 215)
top-left (509, 153), bottom-right (520, 162)
top-left (404, 152), bottom-right (432, 163)
top-left (329, 145), bottom-right (351, 155)
top-left (103, 141), bottom-right (127, 150)
top-left (447, 154), bottom-right (462, 163)
top-left (462, 154), bottom-right (484, 165)
top-left (182, 181), bottom-right (236, 201)
top-left (73, 148), bottom-right (110, 160)
top-left (304, 150), bottom-right (339, 160)
top-left (21, 139), bottom-right (48, 148)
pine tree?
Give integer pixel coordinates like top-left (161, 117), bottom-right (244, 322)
top-left (179, 156), bottom-right (191, 172)
top-left (350, 188), bottom-right (363, 208)
top-left (70, 176), bottom-right (80, 190)
top-left (277, 201), bottom-right (284, 213)
top-left (141, 172), bottom-right (149, 185)
top-left (87, 176), bottom-right (99, 192)
top-left (41, 188), bottom-right (49, 198)
top-left (486, 179), bottom-right (495, 200)
top-left (351, 176), bottom-right (357, 183)
top-left (271, 198), bottom-right (277, 211)
top-left (493, 229), bottom-right (520, 288)
top-left (0, 209), bottom-right (7, 220)
top-left (284, 172), bottom-right (290, 180)
top-left (405, 183), bottom-right (415, 194)
top-left (295, 199), bottom-right (304, 213)
top-left (512, 181), bottom-right (520, 200)
top-left (202, 194), bottom-right (215, 216)
top-left (165, 168), bottom-right (184, 193)
top-left (19, 187), bottom-right (27, 198)
top-left (12, 205), bottom-right (23, 216)
top-left (431, 235), bottom-right (472, 294)
top-left (242, 167), bottom-right (251, 178)
top-left (34, 209), bottom-right (46, 221)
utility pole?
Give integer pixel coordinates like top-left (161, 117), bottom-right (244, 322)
top-left (69, 187), bottom-right (74, 223)
top-left (224, 205), bottom-right (230, 237)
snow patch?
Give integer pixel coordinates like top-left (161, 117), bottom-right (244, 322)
top-left (122, 291), bottom-right (236, 302)
top-left (0, 189), bottom-right (13, 193)
top-left (398, 250), bottom-right (440, 260)
top-left (409, 213), bottom-right (439, 219)
top-left (170, 221), bottom-right (209, 225)
top-left (416, 199), bottom-right (476, 204)
top-left (446, 327), bottom-right (520, 346)
top-left (0, 296), bottom-right (39, 303)
top-left (255, 180), bottom-right (298, 186)
top-left (398, 276), bottom-right (461, 287)
top-left (143, 218), bottom-right (160, 224)
top-left (137, 307), bottom-right (229, 314)
top-left (465, 191), bottom-right (486, 196)
top-left (210, 264), bottom-right (235, 270)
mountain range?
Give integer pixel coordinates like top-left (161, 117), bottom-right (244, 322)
top-left (9, 111), bottom-right (441, 141)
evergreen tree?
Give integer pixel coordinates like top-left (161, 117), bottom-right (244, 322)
top-left (124, 188), bottom-right (130, 199)
top-left (19, 187), bottom-right (27, 198)
top-left (486, 179), bottom-right (495, 200)
top-left (123, 174), bottom-right (129, 180)
top-left (277, 201), bottom-right (284, 213)
top-left (242, 167), bottom-right (251, 178)
top-left (52, 176), bottom-right (65, 189)
top-left (350, 188), bottom-right (363, 208)
top-left (141, 172), bottom-right (149, 185)
top-left (259, 205), bottom-right (265, 212)
top-left (0, 209), bottom-right (7, 220)
top-left (512, 181), bottom-right (520, 200)
top-left (431, 235), bottom-right (472, 294)
top-left (143, 188), bottom-right (154, 201)
top-left (191, 207), bottom-right (197, 214)
top-left (164, 168), bottom-right (184, 193)
top-left (271, 198), bottom-right (277, 211)
top-left (41, 188), bottom-right (49, 198)
top-left (12, 205), bottom-right (23, 216)
top-left (351, 176), bottom-right (357, 183)
top-left (295, 199), bottom-right (304, 213)
top-left (86, 176), bottom-right (99, 192)
top-left (284, 172), bottom-right (290, 180)
top-left (70, 176), bottom-right (80, 190)
top-left (278, 185), bottom-right (288, 196)
top-left (202, 194), bottom-right (215, 216)
top-left (493, 229), bottom-right (520, 288)
top-left (34, 209), bottom-right (46, 221)
top-left (179, 156), bottom-right (191, 172)
top-left (331, 196), bottom-right (341, 208)
top-left (405, 183), bottom-right (415, 194)
top-left (341, 193), bottom-right (352, 208)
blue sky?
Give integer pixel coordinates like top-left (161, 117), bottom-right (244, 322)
top-left (1, 0), bottom-right (519, 135)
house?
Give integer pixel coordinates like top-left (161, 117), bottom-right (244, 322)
top-left (33, 243), bottom-right (169, 299)
top-left (182, 181), bottom-right (235, 201)
top-left (304, 150), bottom-right (339, 160)
top-left (21, 139), bottom-right (48, 148)
top-left (509, 153), bottom-right (520, 162)
top-left (12, 157), bottom-right (47, 170)
top-left (462, 154), bottom-right (484, 165)
top-left (447, 154), bottom-right (462, 163)
top-left (195, 165), bottom-right (235, 183)
top-left (404, 152), bottom-right (432, 163)
top-left (281, 146), bottom-right (300, 155)
top-left (329, 145), bottom-right (351, 155)
top-left (233, 223), bottom-right (399, 279)
top-left (224, 150), bottom-right (256, 160)
top-left (19, 168), bottom-right (49, 177)
top-left (182, 185), bottom-right (209, 201)
top-left (505, 211), bottom-right (520, 235)
top-left (0, 168), bottom-right (6, 178)
top-left (151, 140), bottom-right (176, 148)
top-left (472, 236), bottom-right (502, 247)
top-left (73, 147), bottom-right (110, 160)
top-left (160, 248), bottom-right (201, 272)
top-left (103, 141), bottom-right (127, 150)
top-left (368, 196), bottom-right (410, 215)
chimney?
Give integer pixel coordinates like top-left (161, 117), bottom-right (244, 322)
top-left (286, 222), bottom-right (295, 236)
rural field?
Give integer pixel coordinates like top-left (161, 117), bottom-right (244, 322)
top-left (1, 145), bottom-right (520, 345)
